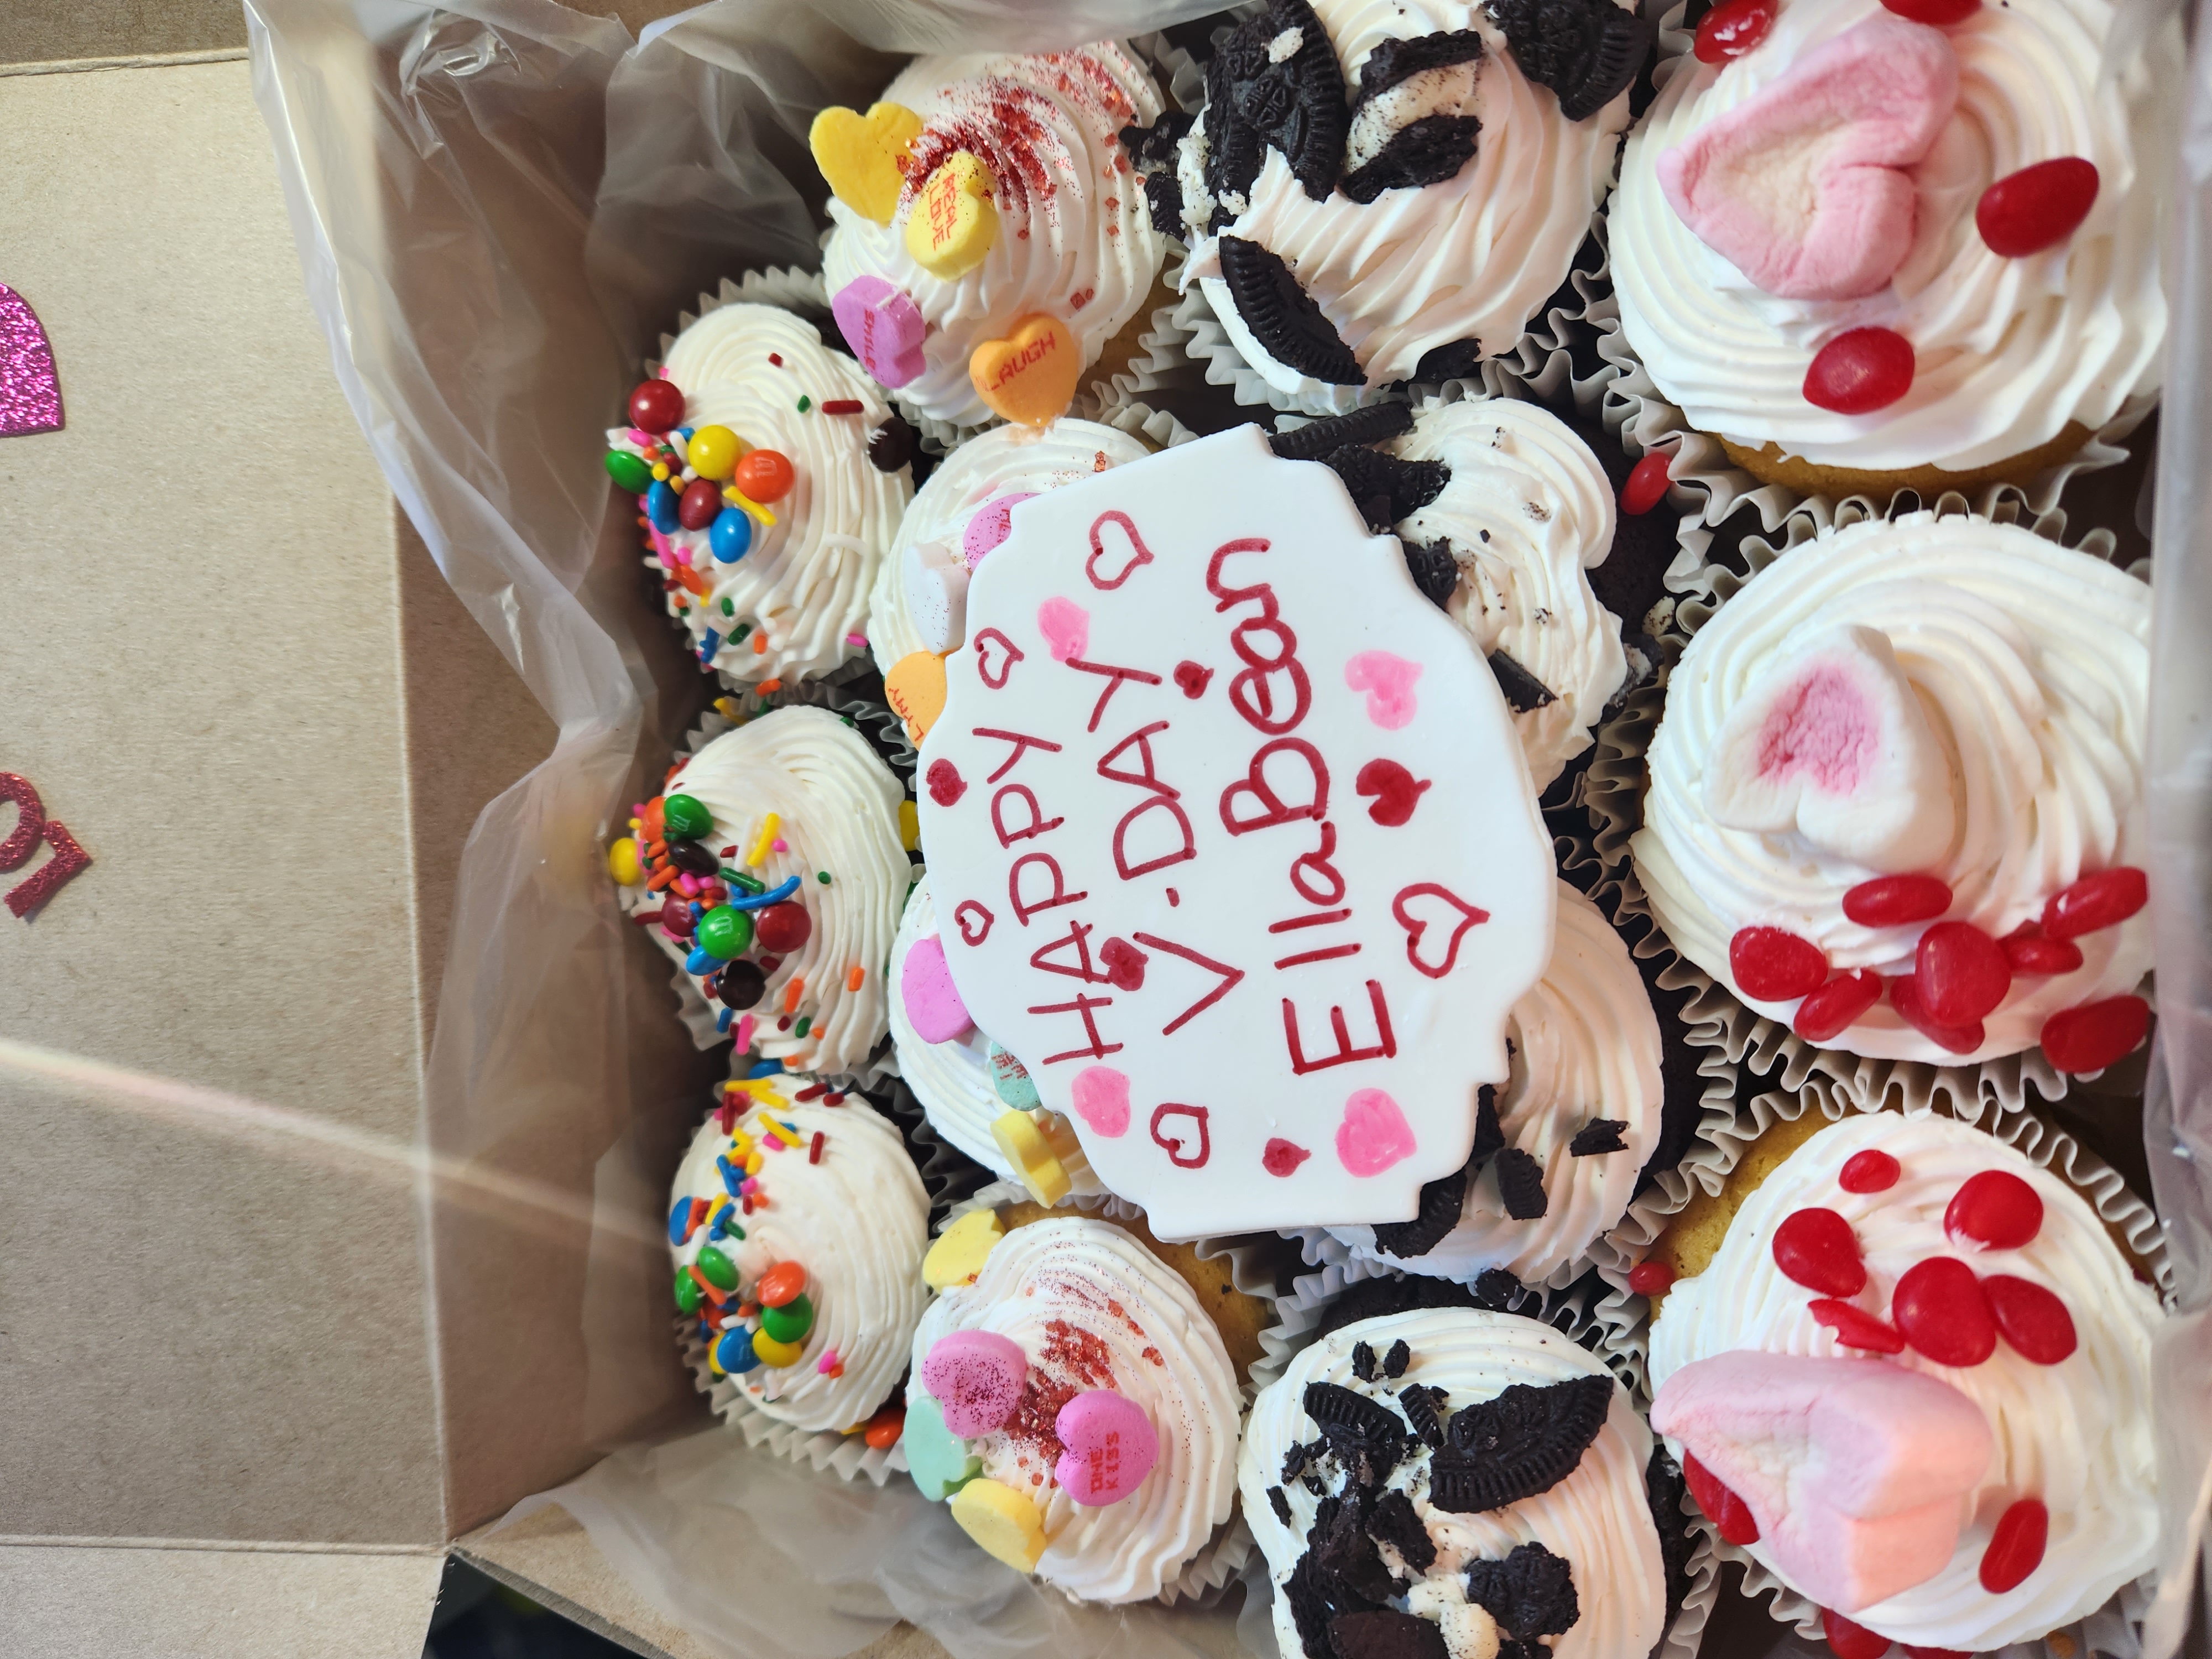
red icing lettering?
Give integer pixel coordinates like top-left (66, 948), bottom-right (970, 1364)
top-left (1029, 993), bottom-right (1124, 1066)
top-left (1276, 942), bottom-right (1361, 970)
top-left (1149, 1103), bottom-right (1210, 1167)
top-left (1290, 821), bottom-right (1348, 907)
top-left (954, 900), bottom-right (995, 946)
top-left (972, 628), bottom-right (1026, 690)
top-left (1113, 795), bottom-right (1196, 881)
top-left (1270, 908), bottom-right (1352, 933)
top-left (1098, 936), bottom-right (1147, 991)
top-left (973, 726), bottom-right (1063, 783)
top-left (5, 821), bottom-right (91, 920)
top-left (1130, 930), bottom-right (1246, 1035)
top-left (992, 784), bottom-right (1063, 847)
top-left (1008, 852), bottom-right (1087, 926)
top-left (1204, 537), bottom-right (1274, 611)
top-left (1031, 919), bottom-right (1110, 983)
top-left (1086, 509), bottom-right (1154, 589)
top-left (1220, 738), bottom-right (1330, 836)
top-left (1391, 883), bottom-right (1490, 979)
top-left (1282, 980), bottom-right (1397, 1074)
top-left (1067, 656), bottom-right (1162, 733)
top-left (0, 774), bottom-right (46, 871)
top-left (1228, 614), bottom-right (1312, 736)
top-left (1097, 721), bottom-right (1179, 799)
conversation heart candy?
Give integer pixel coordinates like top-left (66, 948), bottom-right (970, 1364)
top-left (949, 1477), bottom-right (1047, 1571)
top-left (885, 650), bottom-right (949, 740)
top-left (922, 1207), bottom-right (1003, 1290)
top-left (1053, 1390), bottom-right (1159, 1505)
top-left (832, 276), bottom-right (927, 389)
top-left (906, 152), bottom-right (998, 280)
top-left (810, 102), bottom-right (924, 225)
top-left (903, 1393), bottom-right (983, 1500)
top-left (922, 1328), bottom-right (1029, 1437)
top-left (969, 315), bottom-right (1081, 428)
top-left (901, 932), bottom-right (974, 1044)
top-left (903, 538), bottom-right (971, 654)
top-left (993, 1109), bottom-right (1073, 1206)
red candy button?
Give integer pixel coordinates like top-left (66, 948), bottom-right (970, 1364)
top-left (1809, 1297), bottom-right (1906, 1353)
top-left (1880, 0), bottom-right (1979, 19)
top-left (1945, 1170), bottom-right (2042, 1250)
top-left (1683, 1451), bottom-right (1761, 1545)
top-left (1842, 874), bottom-right (1952, 928)
top-left (1804, 328), bottom-right (1914, 415)
top-left (2001, 927), bottom-right (2084, 975)
top-left (1731, 926), bottom-right (1830, 1001)
top-left (1916, 921), bottom-right (2011, 1025)
top-left (1892, 1256), bottom-right (1997, 1366)
top-left (1773, 1208), bottom-right (1867, 1297)
top-left (1823, 1608), bottom-right (1893, 1659)
top-left (1622, 450), bottom-right (1673, 514)
top-left (1978, 158), bottom-right (2100, 258)
top-left (2041, 994), bottom-right (2151, 1074)
top-left (629, 378), bottom-right (686, 434)
top-left (1839, 1149), bottom-right (1900, 1193)
top-left (754, 901), bottom-right (813, 954)
top-left (1980, 1498), bottom-right (2048, 1593)
top-left (1629, 1259), bottom-right (1676, 1296)
top-left (2042, 867), bottom-right (2148, 940)
top-left (1984, 1274), bottom-right (2078, 1364)
top-left (1794, 970), bottom-right (1884, 1044)
top-left (1888, 974), bottom-right (1985, 1056)
top-left (679, 477), bottom-right (724, 531)
top-left (1694, 0), bottom-right (1776, 61)
top-left (1904, 1649), bottom-right (1969, 1659)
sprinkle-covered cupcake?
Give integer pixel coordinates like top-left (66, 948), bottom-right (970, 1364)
top-left (1136, 0), bottom-right (1649, 413)
top-left (815, 46), bottom-right (1170, 434)
top-left (1608, 0), bottom-right (2171, 499)
top-left (604, 302), bottom-right (912, 684)
top-left (670, 1073), bottom-right (930, 1449)
top-left (611, 706), bottom-right (912, 1078)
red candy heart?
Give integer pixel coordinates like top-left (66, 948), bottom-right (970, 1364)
top-left (1773, 1208), bottom-right (1867, 1297)
top-left (1838, 1149), bottom-right (1900, 1193)
top-left (1887, 973), bottom-right (1985, 1056)
top-left (2001, 926), bottom-right (2083, 975)
top-left (1979, 1497), bottom-right (2048, 1593)
top-left (1099, 936), bottom-right (1148, 992)
top-left (1983, 1275), bottom-right (2077, 1364)
top-left (629, 378), bottom-right (685, 433)
top-left (1945, 1169), bottom-right (2042, 1249)
top-left (1622, 450), bottom-right (1674, 514)
top-left (1629, 1259), bottom-right (1676, 1296)
top-left (1915, 921), bottom-right (2010, 1025)
top-left (1892, 1256), bottom-right (1996, 1366)
top-left (1881, 0), bottom-right (1979, 19)
top-left (1804, 328), bottom-right (1915, 414)
top-left (1823, 1608), bottom-right (1892, 1659)
top-left (1808, 1297), bottom-right (1906, 1353)
top-left (1978, 157), bottom-right (2100, 258)
top-left (1793, 970), bottom-right (1884, 1043)
top-left (2040, 994), bottom-right (2151, 1074)
top-left (1355, 759), bottom-right (1432, 828)
top-left (2041, 867), bottom-right (2148, 940)
top-left (1841, 874), bottom-right (1952, 927)
top-left (1694, 0), bottom-right (1776, 62)
top-left (1731, 926), bottom-right (1830, 1001)
top-left (1683, 1451), bottom-right (1761, 1545)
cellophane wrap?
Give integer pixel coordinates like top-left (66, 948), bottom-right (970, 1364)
top-left (240, 0), bottom-right (2212, 1656)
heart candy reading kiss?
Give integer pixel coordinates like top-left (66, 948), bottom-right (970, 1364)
top-left (1054, 1390), bottom-right (1160, 1505)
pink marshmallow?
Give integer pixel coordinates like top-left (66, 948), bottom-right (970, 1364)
top-left (1658, 17), bottom-right (1959, 301)
top-left (1653, 1350), bottom-right (1992, 1613)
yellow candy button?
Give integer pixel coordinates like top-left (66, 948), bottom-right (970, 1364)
top-left (993, 1109), bottom-right (1072, 1206)
top-left (899, 799), bottom-right (921, 852)
top-left (949, 1477), bottom-right (1047, 1571)
top-left (885, 650), bottom-right (949, 741)
top-left (607, 836), bottom-right (642, 885)
top-left (924, 1207), bottom-right (1004, 1290)
top-left (811, 102), bottom-right (924, 226)
top-left (906, 152), bottom-right (998, 280)
top-left (752, 1328), bottom-right (805, 1369)
top-left (687, 424), bottom-right (743, 482)
top-left (969, 314), bottom-right (1081, 429)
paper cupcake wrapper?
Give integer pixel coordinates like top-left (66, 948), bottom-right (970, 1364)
top-left (863, 1071), bottom-right (994, 1225)
top-left (1579, 494), bottom-right (2145, 1118)
top-left (646, 265), bottom-right (832, 378)
top-left (675, 1311), bottom-right (910, 1488)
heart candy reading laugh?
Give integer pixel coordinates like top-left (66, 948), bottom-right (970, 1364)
top-left (1658, 17), bottom-right (1959, 301)
top-left (971, 315), bottom-right (1081, 427)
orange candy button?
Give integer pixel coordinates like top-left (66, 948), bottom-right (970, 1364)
top-left (885, 650), bottom-right (949, 740)
top-left (863, 1405), bottom-right (906, 1449)
top-left (970, 314), bottom-right (1081, 429)
top-left (757, 1260), bottom-right (807, 1308)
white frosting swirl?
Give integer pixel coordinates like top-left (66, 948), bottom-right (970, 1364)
top-left (1648, 1112), bottom-right (2160, 1650)
top-left (1388, 398), bottom-right (1629, 791)
top-left (1633, 513), bottom-right (2150, 1062)
top-left (1332, 882), bottom-right (1662, 1284)
top-left (1243, 1308), bottom-right (1666, 1659)
top-left (821, 47), bottom-right (1167, 430)
top-left (1180, 0), bottom-right (1631, 410)
top-left (869, 419), bottom-right (1152, 674)
top-left (910, 1215), bottom-right (1240, 1604)
top-left (1610, 0), bottom-right (2173, 476)
top-left (624, 708), bottom-right (912, 1077)
top-left (671, 1083), bottom-right (930, 1434)
top-left (609, 304), bottom-right (911, 684)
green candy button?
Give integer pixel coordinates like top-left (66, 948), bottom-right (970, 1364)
top-left (760, 1292), bottom-right (813, 1344)
top-left (902, 1395), bottom-right (982, 1501)
top-left (695, 1245), bottom-right (739, 1291)
top-left (661, 794), bottom-right (714, 841)
top-left (604, 450), bottom-right (653, 493)
top-left (697, 905), bottom-right (754, 960)
top-left (674, 1267), bottom-right (702, 1316)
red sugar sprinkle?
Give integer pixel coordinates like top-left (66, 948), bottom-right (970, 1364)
top-left (820, 399), bottom-right (863, 415)
top-left (809, 1130), bottom-right (825, 1164)
top-left (768, 353), bottom-right (783, 366)
top-left (795, 1083), bottom-right (830, 1102)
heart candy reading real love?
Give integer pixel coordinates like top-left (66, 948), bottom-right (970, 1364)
top-left (907, 152), bottom-right (999, 280)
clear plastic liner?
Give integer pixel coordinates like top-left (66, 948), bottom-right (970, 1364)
top-left (237, 1), bottom-right (2212, 1655)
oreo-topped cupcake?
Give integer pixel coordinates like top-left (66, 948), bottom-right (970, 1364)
top-left (1138, 0), bottom-right (1651, 413)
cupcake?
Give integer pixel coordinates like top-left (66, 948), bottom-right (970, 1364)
top-left (612, 706), bottom-right (912, 1078)
top-left (1631, 511), bottom-right (2151, 1072)
top-left (604, 302), bottom-right (913, 685)
top-left (1327, 881), bottom-right (1665, 1287)
top-left (814, 46), bottom-right (1170, 434)
top-left (1608, 0), bottom-right (2172, 499)
top-left (1244, 1305), bottom-right (1674, 1659)
top-left (1137, 0), bottom-right (1649, 413)
top-left (1645, 1110), bottom-right (2161, 1653)
top-left (669, 1073), bottom-right (930, 1455)
top-left (901, 1201), bottom-right (1259, 1603)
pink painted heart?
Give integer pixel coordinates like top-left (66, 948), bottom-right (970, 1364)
top-left (922, 1329), bottom-right (1029, 1437)
top-left (1658, 17), bottom-right (1959, 301)
top-left (1344, 650), bottom-right (1422, 731)
top-left (1085, 509), bottom-right (1154, 589)
top-left (1336, 1088), bottom-right (1416, 1177)
top-left (1054, 1390), bottom-right (1160, 1505)
top-left (964, 493), bottom-right (1034, 569)
top-left (1071, 1065), bottom-right (1131, 1136)
top-left (831, 275), bottom-right (927, 387)
top-left (1037, 597), bottom-right (1089, 663)
top-left (1392, 882), bottom-right (1489, 980)
top-left (0, 284), bottom-right (63, 437)
top-left (902, 933), bottom-right (975, 1043)
top-left (970, 627), bottom-right (1025, 690)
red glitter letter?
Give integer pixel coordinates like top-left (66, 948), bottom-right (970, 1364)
top-left (6, 821), bottom-right (91, 920)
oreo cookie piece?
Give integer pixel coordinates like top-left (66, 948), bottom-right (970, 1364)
top-left (1488, 649), bottom-right (1557, 713)
top-left (1310, 1491), bottom-right (1403, 1602)
top-left (1305, 1381), bottom-right (1411, 1487)
top-left (1383, 1339), bottom-right (1411, 1379)
top-left (1202, 0), bottom-right (1348, 219)
top-left (1412, 337), bottom-right (1484, 384)
top-left (1370, 1158), bottom-right (1469, 1259)
top-left (1287, 1551), bottom-right (1383, 1659)
top-left (1485, 0), bottom-right (1655, 123)
top-left (1470, 1266), bottom-right (1522, 1312)
top-left (1472, 1084), bottom-right (1506, 1163)
top-left (1121, 109), bottom-right (1197, 237)
top-left (1271, 1484), bottom-right (1297, 1526)
top-left (1402, 539), bottom-right (1462, 609)
top-left (1316, 1274), bottom-right (1485, 1339)
top-left (1342, 32), bottom-right (1485, 203)
top-left (1270, 402), bottom-right (1417, 461)
top-left (1219, 235), bottom-right (1366, 385)
top-left (1647, 1446), bottom-right (1697, 1620)
top-left (1569, 1117), bottom-right (1628, 1156)
top-left (1397, 1381), bottom-right (1448, 1449)
top-left (1465, 1541), bottom-right (1581, 1639)
top-left (1365, 1488), bottom-right (1438, 1574)
top-left (1353, 1340), bottom-right (1379, 1383)
top-left (1284, 1438), bottom-right (1321, 1484)
top-left (1323, 445), bottom-right (1451, 524)
top-left (1329, 1610), bottom-right (1448, 1659)
top-left (1494, 1146), bottom-right (1547, 1219)
top-left (1430, 1373), bottom-right (1611, 1513)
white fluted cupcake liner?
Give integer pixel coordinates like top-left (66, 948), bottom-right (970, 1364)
top-left (676, 1311), bottom-right (911, 1486)
top-left (646, 265), bottom-right (832, 376)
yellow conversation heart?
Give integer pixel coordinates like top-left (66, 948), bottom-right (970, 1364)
top-left (949, 1478), bottom-right (1048, 1571)
top-left (906, 151), bottom-right (998, 280)
top-left (922, 1207), bottom-right (1005, 1290)
top-left (810, 102), bottom-right (924, 225)
top-left (992, 1109), bottom-right (1072, 1206)
top-left (969, 315), bottom-right (1081, 428)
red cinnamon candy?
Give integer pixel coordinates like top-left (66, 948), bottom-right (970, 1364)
top-left (1804, 328), bottom-right (1915, 414)
top-left (1794, 970), bottom-right (1884, 1042)
top-left (2040, 994), bottom-right (2150, 1073)
top-left (1915, 921), bottom-right (2010, 1025)
top-left (1694, 0), bottom-right (1776, 61)
top-left (1841, 874), bottom-right (1952, 927)
top-left (1683, 1450), bottom-right (1761, 1545)
top-left (1733, 925), bottom-right (1830, 1001)
top-left (1773, 1208), bottom-right (1867, 1296)
top-left (1977, 158), bottom-right (2100, 258)
top-left (2041, 867), bottom-right (2147, 940)
top-left (1979, 1498), bottom-right (2048, 1592)
top-left (1822, 1608), bottom-right (1892, 1659)
top-left (1891, 1256), bottom-right (1996, 1366)
top-left (1945, 1170), bottom-right (2042, 1250)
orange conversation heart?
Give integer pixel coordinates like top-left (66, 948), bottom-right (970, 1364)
top-left (885, 650), bottom-right (949, 741)
top-left (969, 315), bottom-right (1081, 428)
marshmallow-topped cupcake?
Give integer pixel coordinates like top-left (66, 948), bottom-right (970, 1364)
top-left (1633, 512), bottom-right (2151, 1071)
top-left (1609, 0), bottom-right (2172, 498)
top-left (606, 303), bottom-right (912, 684)
top-left (816, 46), bottom-right (1168, 432)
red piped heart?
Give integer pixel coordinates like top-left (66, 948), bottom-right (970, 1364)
top-left (2041, 867), bottom-right (2147, 940)
top-left (1804, 327), bottom-right (1915, 414)
top-left (1793, 969), bottom-right (1883, 1043)
top-left (1085, 509), bottom-right (1154, 589)
top-left (1916, 921), bottom-right (2010, 1025)
top-left (2040, 994), bottom-right (2150, 1074)
top-left (926, 758), bottom-right (967, 806)
top-left (971, 627), bottom-right (1025, 691)
top-left (1262, 1138), bottom-right (1311, 1177)
top-left (1173, 660), bottom-right (1213, 699)
top-left (1772, 1207), bottom-right (1866, 1296)
top-left (1979, 1498), bottom-right (2047, 1593)
top-left (1983, 1275), bottom-right (2076, 1364)
top-left (1808, 1297), bottom-right (1905, 1353)
top-left (1887, 973), bottom-right (1984, 1055)
top-left (1822, 1608), bottom-right (1892, 1659)
top-left (1841, 874), bottom-right (1952, 927)
top-left (1730, 926), bottom-right (1829, 1001)
top-left (1891, 1256), bottom-right (1996, 1366)
top-left (1392, 883), bottom-right (1489, 979)
top-left (1945, 1170), bottom-right (2041, 1250)
top-left (953, 899), bottom-right (994, 947)
top-left (1150, 1103), bottom-right (1210, 1168)
top-left (1838, 1149), bottom-right (1900, 1193)
top-left (1099, 936), bottom-right (1148, 992)
top-left (1355, 759), bottom-right (1431, 828)
top-left (1683, 1451), bottom-right (1761, 1546)
top-left (1978, 157), bottom-right (2099, 258)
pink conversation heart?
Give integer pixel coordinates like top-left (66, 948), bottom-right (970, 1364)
top-left (901, 934), bottom-right (975, 1044)
top-left (1070, 1065), bottom-right (1131, 1136)
top-left (963, 492), bottom-right (1035, 568)
top-left (922, 1329), bottom-right (1029, 1438)
top-left (0, 284), bottom-right (63, 437)
top-left (1336, 1089), bottom-right (1416, 1177)
top-left (1054, 1390), bottom-right (1159, 1506)
top-left (831, 275), bottom-right (927, 387)
top-left (1658, 17), bottom-right (1958, 301)
top-left (1037, 597), bottom-right (1089, 663)
top-left (1344, 650), bottom-right (1422, 731)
